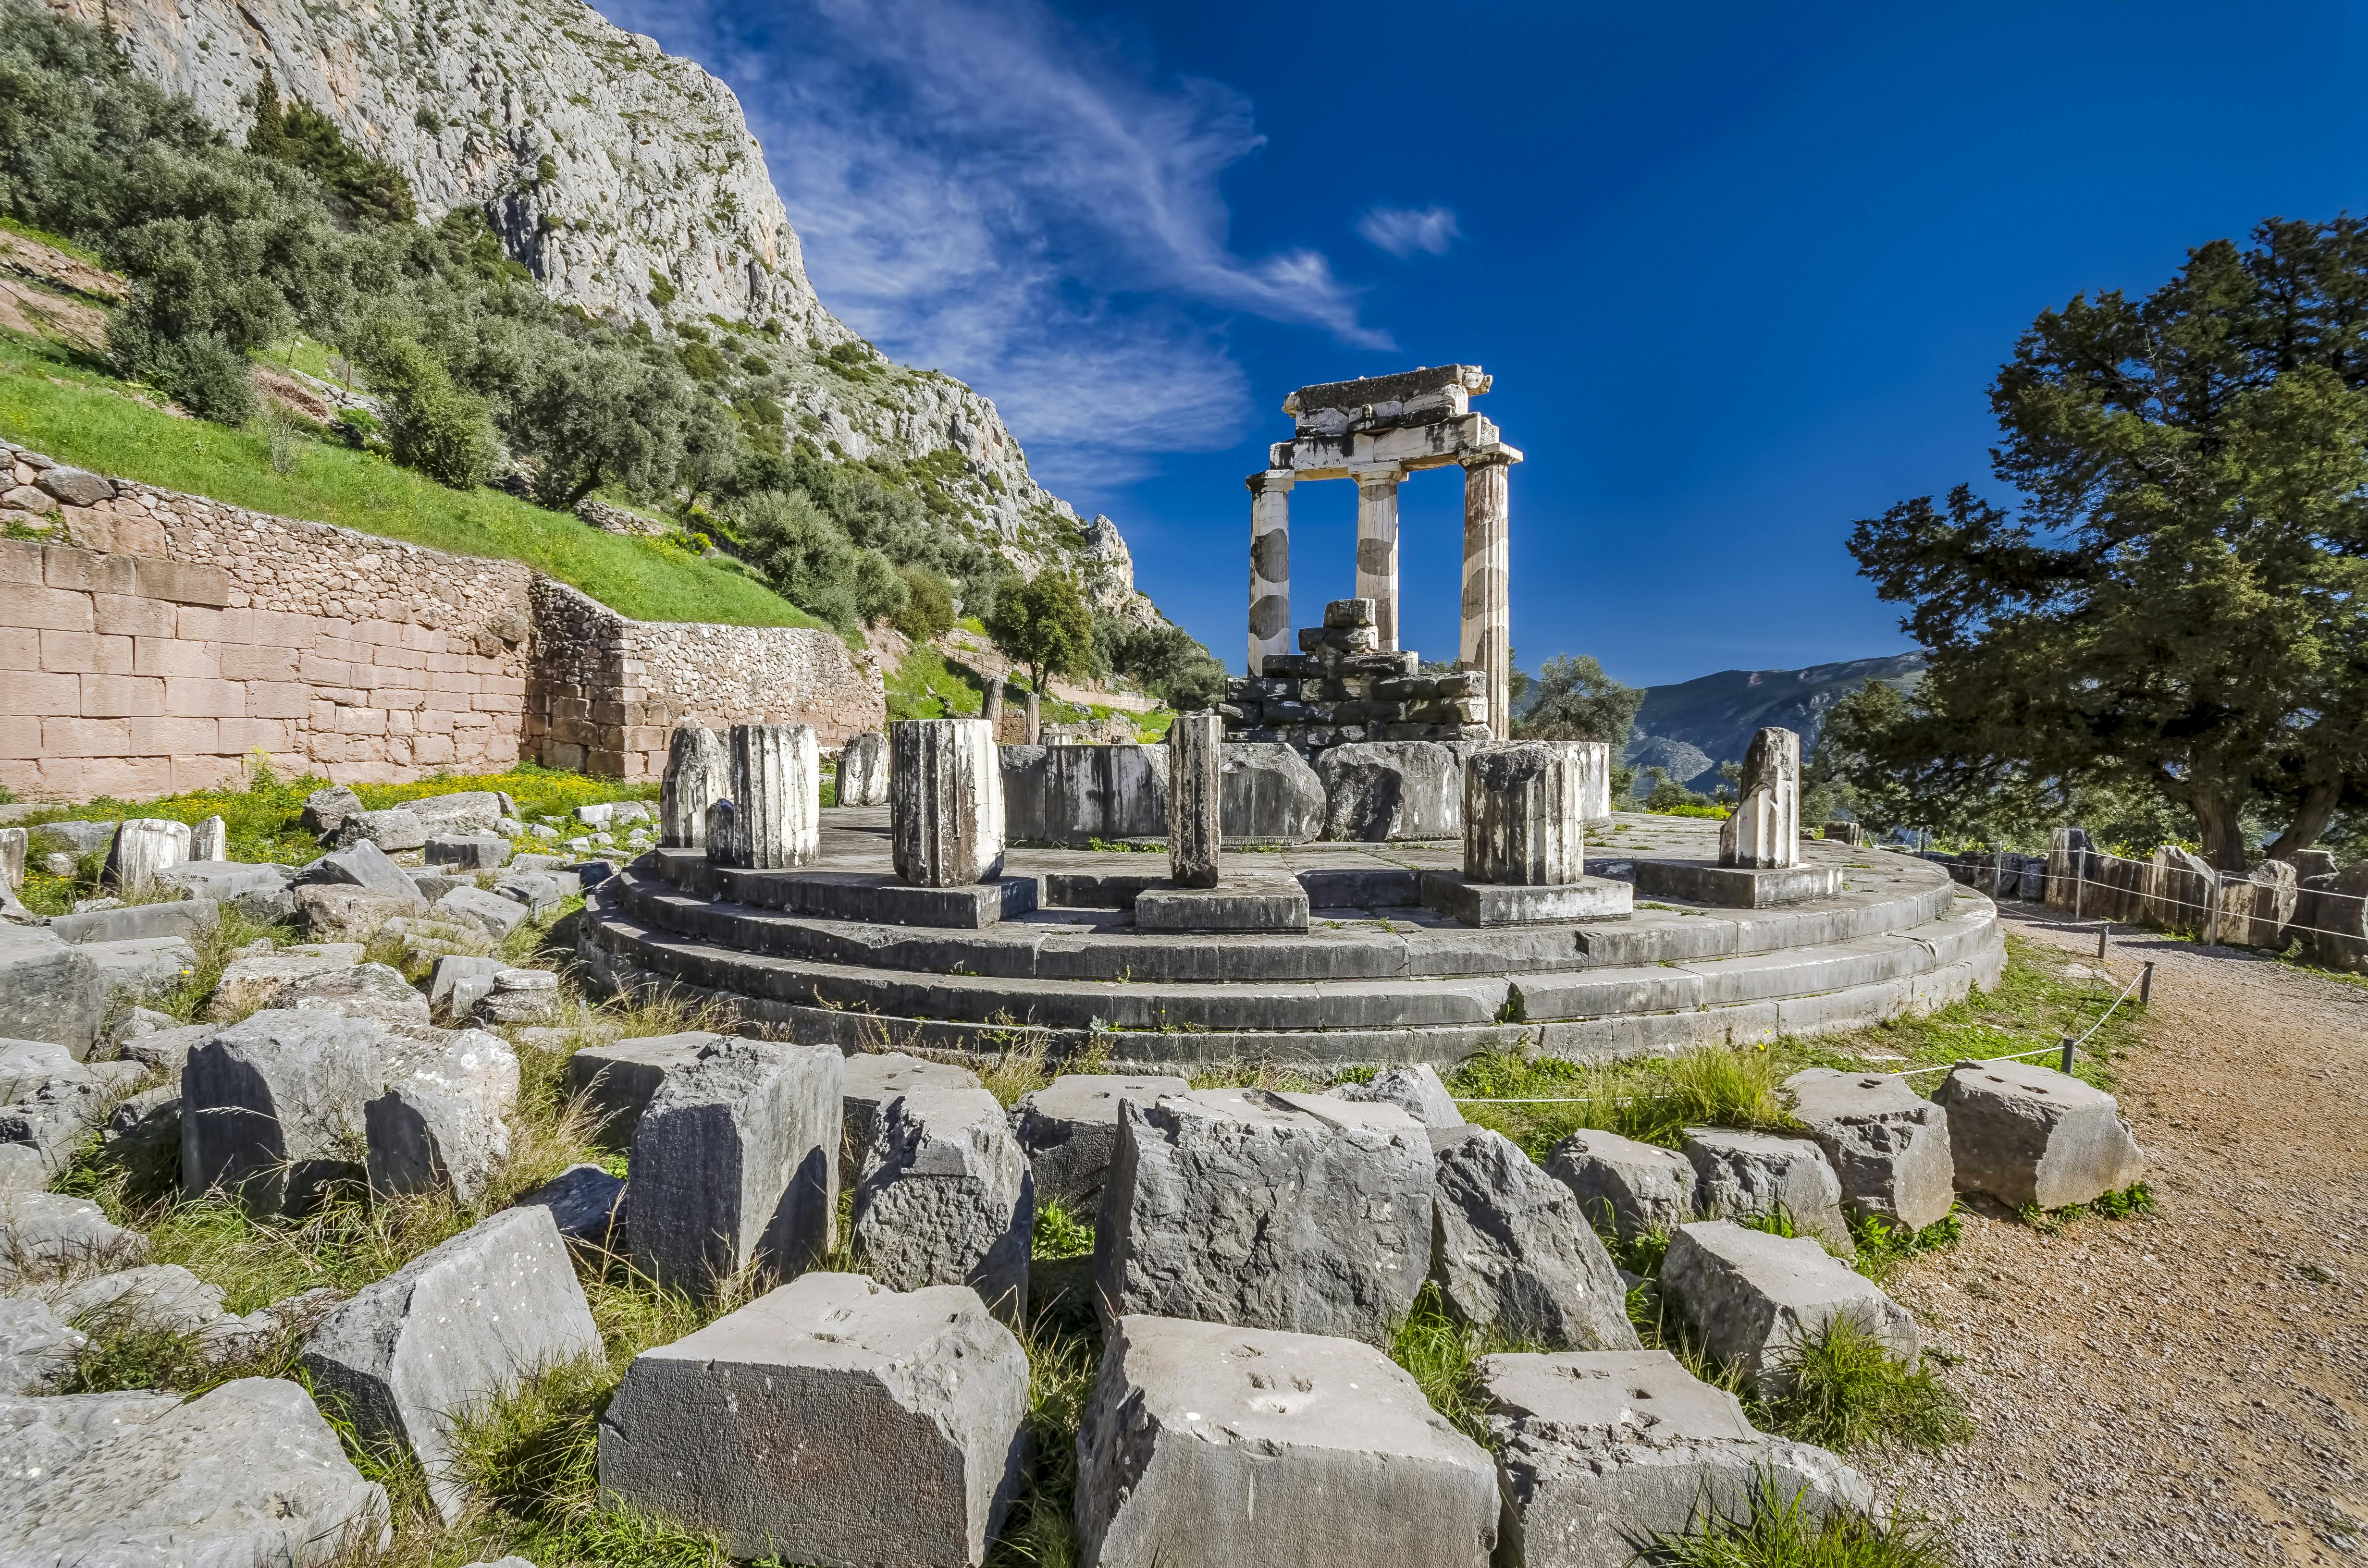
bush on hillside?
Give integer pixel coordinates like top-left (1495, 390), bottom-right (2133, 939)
top-left (891, 562), bottom-right (956, 642)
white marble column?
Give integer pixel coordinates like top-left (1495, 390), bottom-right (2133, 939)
top-left (715, 723), bottom-right (821, 870)
top-left (1246, 469), bottom-right (1295, 675)
top-left (1353, 464), bottom-right (1404, 652)
top-left (1718, 727), bottom-right (1801, 870)
top-left (1460, 450), bottom-right (1516, 739)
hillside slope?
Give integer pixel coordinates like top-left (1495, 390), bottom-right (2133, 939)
top-left (47, 0), bottom-right (1157, 624)
top-left (1630, 652), bottom-right (1926, 774)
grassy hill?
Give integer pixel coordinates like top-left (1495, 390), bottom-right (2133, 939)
top-left (0, 330), bottom-right (827, 631)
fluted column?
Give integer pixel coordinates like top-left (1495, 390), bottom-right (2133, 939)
top-left (891, 718), bottom-right (1006, 886)
top-left (661, 725), bottom-right (731, 847)
top-left (713, 723), bottom-right (820, 870)
top-left (1460, 450), bottom-right (1515, 739)
top-left (1353, 464), bottom-right (1405, 652)
top-left (1166, 711), bottom-right (1223, 888)
top-left (1246, 469), bottom-right (1295, 675)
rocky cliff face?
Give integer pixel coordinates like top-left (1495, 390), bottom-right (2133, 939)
top-left (49, 0), bottom-right (1159, 624)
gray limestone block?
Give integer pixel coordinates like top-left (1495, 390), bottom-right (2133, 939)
top-left (1097, 1089), bottom-right (1434, 1348)
top-left (598, 1272), bottom-right (1029, 1566)
top-left (1219, 740), bottom-right (1324, 843)
top-left (1932, 1057), bottom-right (2145, 1210)
top-left (436, 884), bottom-right (530, 940)
top-left (856, 1085), bottom-right (1034, 1323)
top-left (33, 818), bottom-right (118, 855)
top-left (893, 718), bottom-right (1006, 884)
top-left (660, 728), bottom-right (732, 850)
top-left (406, 791), bottom-right (506, 836)
top-left (1075, 1313), bottom-right (1499, 1568)
top-left (516, 1162), bottom-right (627, 1245)
top-left (82, 934), bottom-right (199, 1002)
top-left (0, 1378), bottom-right (389, 1565)
top-left (1659, 1221), bottom-right (1918, 1397)
top-left (628, 1036), bottom-right (843, 1293)
top-left (492, 870), bottom-right (566, 915)
top-left (48, 899), bottom-right (217, 946)
top-left (238, 879), bottom-right (300, 925)
top-left (335, 808), bottom-right (428, 853)
top-left (1781, 1068), bottom-right (1956, 1232)
top-left (43, 1263), bottom-right (243, 1354)
top-left (304, 1207), bottom-right (600, 1523)
top-left (0, 926), bottom-right (101, 1058)
top-left (267, 960), bottom-right (432, 1029)
top-left (0, 1191), bottom-right (148, 1286)
top-left (1429, 1126), bottom-right (1640, 1351)
top-left (568, 1030), bottom-right (725, 1145)
top-left (302, 784), bottom-right (364, 836)
top-left (1329, 1062), bottom-right (1464, 1127)
top-left (1683, 1127), bottom-right (1852, 1252)
top-left (293, 839), bottom-right (423, 901)
top-left (1317, 740), bottom-right (1462, 842)
top-left (0, 1036), bottom-right (112, 1174)
top-left (0, 1142), bottom-right (44, 1194)
top-left (999, 743), bottom-right (1049, 842)
top-left (294, 883), bottom-right (429, 942)
top-left (0, 1293), bottom-right (84, 1394)
top-left (1009, 1072), bottom-right (1189, 1216)
top-left (1545, 1129), bottom-right (1698, 1240)
top-left (105, 818), bottom-right (193, 898)
top-left (1482, 1348), bottom-right (1872, 1568)
top-left (473, 967), bottom-right (561, 1026)
top-left (838, 730), bottom-right (891, 806)
top-left (1167, 712), bottom-right (1223, 888)
top-left (154, 859), bottom-right (293, 902)
top-left (1463, 743), bottom-right (1585, 886)
top-left (428, 954), bottom-right (507, 1025)
top-left (210, 946), bottom-right (364, 1019)
top-left (102, 1083), bottom-right (180, 1163)
top-left (425, 833), bottom-right (511, 870)
top-left (366, 1078), bottom-right (507, 1204)
top-left (843, 1049), bottom-right (982, 1170)
top-left (181, 1007), bottom-right (386, 1216)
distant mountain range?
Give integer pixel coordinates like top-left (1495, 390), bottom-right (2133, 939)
top-left (1624, 654), bottom-right (1927, 785)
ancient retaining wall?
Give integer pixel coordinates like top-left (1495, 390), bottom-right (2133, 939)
top-left (0, 444), bottom-right (884, 797)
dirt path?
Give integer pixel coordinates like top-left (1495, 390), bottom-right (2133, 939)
top-left (1863, 909), bottom-right (2368, 1565)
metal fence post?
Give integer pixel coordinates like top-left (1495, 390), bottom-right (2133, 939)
top-left (2096, 924), bottom-right (2108, 960)
top-left (2073, 859), bottom-right (2085, 919)
top-left (2139, 960), bottom-right (2155, 1006)
top-left (2060, 1035), bottom-right (2075, 1074)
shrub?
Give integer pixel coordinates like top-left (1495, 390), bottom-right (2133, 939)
top-left (735, 488), bottom-right (862, 628)
top-left (357, 328), bottom-right (501, 489)
top-left (891, 562), bottom-right (956, 642)
top-left (121, 328), bottom-right (254, 424)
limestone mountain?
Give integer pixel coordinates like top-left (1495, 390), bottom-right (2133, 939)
top-left (1630, 653), bottom-right (1927, 774)
top-left (47, 0), bottom-right (1159, 624)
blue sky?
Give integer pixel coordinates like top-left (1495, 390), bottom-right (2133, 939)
top-left (595, 0), bottom-right (2368, 686)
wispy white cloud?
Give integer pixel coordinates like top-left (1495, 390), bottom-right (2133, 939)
top-left (592, 0), bottom-right (1388, 487)
top-left (1357, 204), bottom-right (1462, 258)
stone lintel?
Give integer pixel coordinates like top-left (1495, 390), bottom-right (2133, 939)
top-left (714, 867), bottom-right (1038, 928)
top-left (1421, 870), bottom-right (1633, 928)
top-left (1283, 365), bottom-right (1491, 433)
top-left (1633, 860), bottom-right (1844, 909)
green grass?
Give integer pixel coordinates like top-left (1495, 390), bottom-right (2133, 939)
top-left (0, 334), bottom-right (824, 629)
top-left (885, 642), bottom-right (985, 721)
top-left (2019, 1180), bottom-right (2156, 1234)
top-left (1387, 1282), bottom-right (1538, 1443)
top-left (1449, 1044), bottom-right (1795, 1163)
top-left (1032, 1199), bottom-right (1095, 1262)
top-left (1638, 1474), bottom-right (1955, 1567)
top-left (1757, 1316), bottom-right (1972, 1453)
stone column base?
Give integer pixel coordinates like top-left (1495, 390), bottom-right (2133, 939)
top-left (1633, 860), bottom-right (1845, 908)
top-left (1421, 871), bottom-right (1634, 927)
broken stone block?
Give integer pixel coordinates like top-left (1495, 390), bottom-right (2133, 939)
top-left (425, 833), bottom-right (510, 870)
top-left (293, 884), bottom-right (426, 942)
top-left (1008, 1072), bottom-right (1189, 1215)
top-left (1932, 1057), bottom-right (2145, 1210)
top-left (106, 818), bottom-right (192, 897)
top-left (181, 1008), bottom-right (384, 1215)
top-left (473, 967), bottom-right (561, 1026)
top-left (1318, 740), bottom-right (1461, 841)
top-left (1464, 743), bottom-right (1585, 885)
top-left (435, 884), bottom-right (530, 940)
top-left (1220, 739), bottom-right (1325, 843)
top-left (366, 1031), bottom-right (520, 1204)
top-left (1329, 1062), bottom-right (1464, 1127)
top-left (83, 934), bottom-right (199, 1003)
top-left (189, 814), bottom-right (228, 862)
top-left (267, 960), bottom-right (432, 1029)
top-left (517, 1163), bottom-right (627, 1244)
top-left (492, 870), bottom-right (566, 915)
top-left (210, 945), bottom-right (362, 1020)
top-left (710, 723), bottom-right (821, 870)
top-left (568, 1030), bottom-right (724, 1145)
top-left (293, 839), bottom-right (424, 902)
top-left (1482, 1348), bottom-right (1873, 1568)
top-left (1098, 1089), bottom-right (1434, 1347)
top-left (407, 791), bottom-right (506, 837)
top-left (302, 784), bottom-right (364, 837)
top-left (0, 1293), bottom-right (83, 1394)
top-left (1658, 1220), bottom-right (1918, 1396)
top-left (0, 1190), bottom-right (147, 1287)
top-left (1719, 727), bottom-right (1801, 870)
top-left (42, 1264), bottom-right (248, 1359)
top-left (1166, 711), bottom-right (1223, 888)
top-left (304, 1207), bottom-right (601, 1523)
top-left (838, 730), bottom-right (890, 806)
top-left (628, 1036), bottom-right (842, 1293)
top-left (427, 954), bottom-right (506, 1025)
top-left (891, 717), bottom-right (1006, 885)
top-left (1431, 1126), bottom-right (1640, 1350)
top-left (0, 926), bottom-right (102, 1059)
top-left (1076, 1313), bottom-right (1500, 1568)
top-left (0, 1037), bottom-right (113, 1176)
top-left (1781, 1069), bottom-right (1955, 1232)
top-left (335, 807), bottom-right (427, 853)
top-left (856, 1086), bottom-right (1033, 1321)
top-left (598, 1272), bottom-right (1028, 1565)
top-left (118, 1020), bottom-right (214, 1075)
top-left (0, 1378), bottom-right (389, 1564)
top-left (1546, 1129), bottom-right (1698, 1240)
top-left (1683, 1128), bottom-right (1851, 1252)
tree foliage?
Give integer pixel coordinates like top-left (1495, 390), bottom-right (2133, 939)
top-left (1096, 615), bottom-right (1227, 710)
top-left (988, 570), bottom-right (1095, 696)
top-left (1845, 217), bottom-right (2368, 867)
top-left (1517, 653), bottom-right (1644, 747)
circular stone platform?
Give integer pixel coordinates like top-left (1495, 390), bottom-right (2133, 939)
top-left (576, 810), bottom-right (2003, 1071)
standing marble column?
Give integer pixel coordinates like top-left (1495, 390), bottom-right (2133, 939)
top-left (981, 676), bottom-right (1005, 741)
top-left (713, 723), bottom-right (820, 870)
top-left (1166, 712), bottom-right (1224, 888)
top-left (1719, 727), bottom-right (1801, 870)
top-left (661, 725), bottom-right (731, 848)
top-left (1459, 450), bottom-right (1516, 739)
top-left (1353, 464), bottom-right (1405, 652)
top-left (837, 732), bottom-right (889, 807)
top-left (1464, 743), bottom-right (1583, 886)
top-left (891, 719), bottom-right (1006, 886)
top-left (1246, 469), bottom-right (1295, 675)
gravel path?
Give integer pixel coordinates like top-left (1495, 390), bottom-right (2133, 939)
top-left (1863, 908), bottom-right (2368, 1565)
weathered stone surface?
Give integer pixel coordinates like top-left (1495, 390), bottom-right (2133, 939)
top-left (268, 960), bottom-right (432, 1029)
top-left (1546, 1129), bottom-right (1698, 1240)
top-left (118, 1020), bottom-right (215, 1075)
top-left (1659, 1220), bottom-right (1917, 1396)
top-left (1076, 1313), bottom-right (1499, 1568)
top-left (473, 967), bottom-right (561, 1025)
top-left (1132, 876), bottom-right (1310, 932)
top-left (1167, 712), bottom-right (1223, 888)
top-left (491, 869), bottom-right (567, 915)
top-left (41, 1264), bottom-right (252, 1359)
top-left (435, 884), bottom-right (530, 940)
top-left (1719, 727), bottom-right (1801, 870)
top-left (1482, 1349), bottom-right (1872, 1568)
top-left (209, 945), bottom-right (361, 1020)
top-left (0, 826), bottom-right (23, 894)
top-left (427, 954), bottom-right (506, 1025)
top-left (568, 1030), bottom-right (724, 1145)
top-left (517, 1162), bottom-right (627, 1244)
top-left (843, 1050), bottom-right (981, 1166)
top-left (304, 1207), bottom-right (601, 1523)
top-left (2043, 825), bottom-right (2095, 913)
top-left (0, 926), bottom-right (101, 1058)
top-left (629, 1036), bottom-right (842, 1293)
top-left (838, 730), bottom-right (890, 807)
top-left (893, 718), bottom-right (1006, 885)
top-left (1781, 1069), bottom-right (1955, 1232)
top-left (1932, 1057), bottom-right (2146, 1210)
top-left (1683, 1128), bottom-right (1851, 1251)
top-left (294, 884), bottom-right (423, 943)
top-left (1009, 1073), bottom-right (1190, 1216)
top-left (1041, 744), bottom-right (1170, 843)
top-left (0, 1293), bottom-right (83, 1394)
top-left (857, 1086), bottom-right (1033, 1322)
top-left (155, 858), bottom-right (294, 903)
top-left (2220, 859), bottom-right (2299, 951)
top-left (336, 807), bottom-right (428, 853)
top-left (82, 933), bottom-right (199, 1002)
top-left (1329, 1062), bottom-right (1463, 1127)
top-left (711, 723), bottom-right (822, 870)
top-left (1098, 1089), bottom-right (1433, 1346)
top-left (1464, 742), bottom-right (1584, 886)
top-left (598, 1272), bottom-right (1029, 1566)
top-left (0, 1037), bottom-right (113, 1176)
top-left (407, 791), bottom-right (505, 836)
top-left (1318, 740), bottom-right (1461, 842)
top-left (2300, 860), bottom-right (2368, 973)
top-left (425, 833), bottom-right (510, 870)
top-left (106, 817), bottom-right (192, 897)
top-left (1220, 739), bottom-right (1325, 843)
top-left (188, 813), bottom-right (228, 863)
top-left (302, 784), bottom-right (364, 836)
top-left (0, 1190), bottom-right (146, 1286)
top-left (0, 1378), bottom-right (389, 1564)
top-left (181, 1008), bottom-right (383, 1215)
top-left (1431, 1126), bottom-right (1640, 1350)
top-left (366, 1030), bottom-right (521, 1203)
top-left (294, 839), bottom-right (421, 901)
